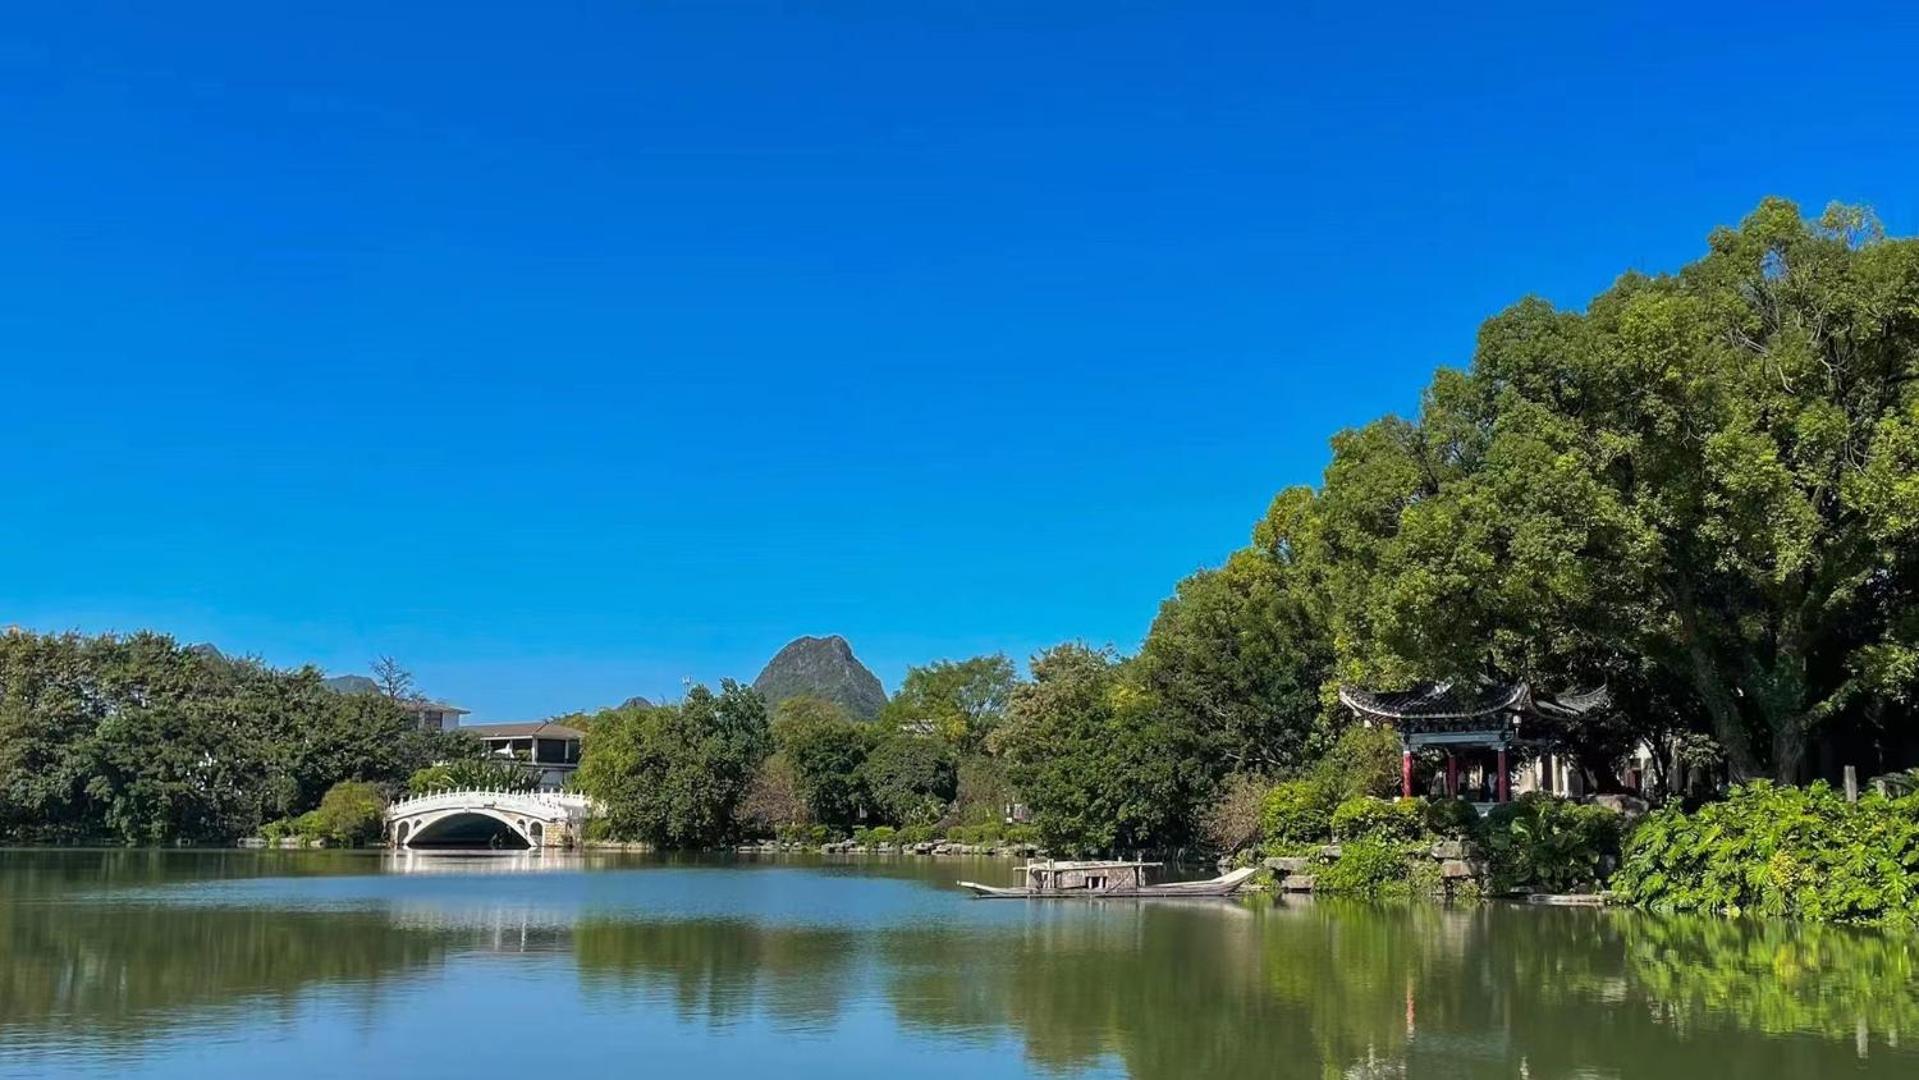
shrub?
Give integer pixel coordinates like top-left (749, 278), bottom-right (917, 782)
top-left (1869, 767), bottom-right (1919, 797)
top-left (1317, 839), bottom-right (1411, 895)
top-left (292, 809), bottom-right (327, 841)
top-left (1201, 773), bottom-right (1273, 854)
top-left (308, 781), bottom-right (387, 846)
top-left (1482, 793), bottom-right (1622, 893)
top-left (1612, 781), bottom-right (1919, 924)
top-left (1003, 824), bottom-right (1039, 845)
top-left (898, 825), bottom-right (936, 845)
top-left (1261, 780), bottom-right (1336, 846)
top-left (408, 758), bottom-right (534, 794)
top-left (775, 822), bottom-right (828, 846)
top-left (1310, 724), bottom-right (1403, 800)
top-left (1421, 796), bottom-right (1482, 839)
top-left (1330, 796), bottom-right (1423, 842)
top-left (854, 825), bottom-right (899, 847)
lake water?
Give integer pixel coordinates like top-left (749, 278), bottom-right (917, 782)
top-left (1, 849), bottom-right (1914, 1079)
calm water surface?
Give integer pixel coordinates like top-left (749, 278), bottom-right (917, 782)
top-left (1, 849), bottom-right (1914, 1078)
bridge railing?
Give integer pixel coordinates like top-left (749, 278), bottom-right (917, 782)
top-left (385, 787), bottom-right (598, 817)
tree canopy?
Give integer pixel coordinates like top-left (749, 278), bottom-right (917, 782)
top-left (879, 655), bottom-right (1017, 753)
top-left (0, 630), bottom-right (466, 843)
top-left (997, 645), bottom-right (1208, 854)
top-left (1310, 199), bottom-right (1919, 780)
top-left (769, 695), bottom-right (872, 827)
top-left (572, 681), bottom-right (772, 847)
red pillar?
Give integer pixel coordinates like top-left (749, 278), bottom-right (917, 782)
top-left (1401, 749), bottom-right (1414, 799)
top-left (1445, 754), bottom-right (1458, 798)
top-left (1496, 747), bottom-right (1510, 803)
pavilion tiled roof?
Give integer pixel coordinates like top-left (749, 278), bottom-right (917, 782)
top-left (1338, 681), bottom-right (1528, 722)
top-left (1339, 681), bottom-right (1609, 733)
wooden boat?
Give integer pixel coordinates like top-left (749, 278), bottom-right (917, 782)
top-left (958, 860), bottom-right (1258, 899)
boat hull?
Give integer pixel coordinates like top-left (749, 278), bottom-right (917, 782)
top-left (958, 867), bottom-right (1257, 899)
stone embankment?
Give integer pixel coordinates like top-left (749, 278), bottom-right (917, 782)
top-left (1261, 839), bottom-right (1487, 896)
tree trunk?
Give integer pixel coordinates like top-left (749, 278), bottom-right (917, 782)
top-left (1680, 640), bottom-right (1761, 780)
top-left (1771, 717), bottom-right (1808, 785)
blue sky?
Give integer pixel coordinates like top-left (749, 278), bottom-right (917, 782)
top-left (4, 2), bottom-right (1916, 720)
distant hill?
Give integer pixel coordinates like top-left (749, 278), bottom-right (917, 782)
top-left (322, 674), bottom-right (381, 695)
top-left (752, 635), bottom-right (887, 721)
top-left (620, 695), bottom-right (653, 710)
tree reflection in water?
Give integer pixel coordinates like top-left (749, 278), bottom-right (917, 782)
top-left (877, 899), bottom-right (1919, 1079)
top-left (574, 917), bottom-right (857, 1028)
top-left (1, 852), bottom-right (1916, 1079)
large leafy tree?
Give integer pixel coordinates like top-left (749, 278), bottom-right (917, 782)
top-left (770, 695), bottom-right (872, 827)
top-left (573, 681), bottom-right (771, 846)
top-left (1317, 199), bottom-right (1919, 781)
top-left (878, 655), bottom-right (1017, 754)
top-left (859, 733), bottom-right (957, 827)
top-left (1139, 486), bottom-right (1334, 775)
top-left (0, 630), bottom-right (453, 843)
top-left (997, 644), bottom-right (1207, 854)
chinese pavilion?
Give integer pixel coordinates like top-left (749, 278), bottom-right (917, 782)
top-left (1338, 681), bottom-right (1609, 802)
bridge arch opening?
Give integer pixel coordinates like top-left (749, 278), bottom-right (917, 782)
top-left (395, 821), bottom-right (411, 845)
top-left (407, 811), bottom-right (533, 850)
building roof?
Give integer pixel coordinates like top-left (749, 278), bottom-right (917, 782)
top-left (459, 721), bottom-right (586, 740)
top-left (409, 700), bottom-right (470, 715)
top-left (1338, 681), bottom-right (1530, 724)
top-left (1338, 680), bottom-right (1610, 738)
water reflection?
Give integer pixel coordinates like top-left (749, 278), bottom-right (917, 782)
top-left (576, 917), bottom-right (858, 1027)
top-left (0, 850), bottom-right (1914, 1079)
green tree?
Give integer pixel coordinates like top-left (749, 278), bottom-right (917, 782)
top-left (0, 630), bottom-right (455, 844)
top-left (997, 644), bottom-right (1206, 854)
top-left (770, 695), bottom-right (871, 827)
top-left (879, 655), bottom-right (1017, 753)
top-left (573, 681), bottom-right (771, 847)
top-left (307, 780), bottom-right (388, 845)
top-left (1313, 198), bottom-right (1919, 781)
top-left (407, 756), bottom-right (535, 794)
top-left (1139, 488), bottom-right (1334, 775)
top-left (860, 733), bottom-right (957, 827)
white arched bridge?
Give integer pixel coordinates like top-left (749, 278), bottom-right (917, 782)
top-left (385, 789), bottom-right (596, 850)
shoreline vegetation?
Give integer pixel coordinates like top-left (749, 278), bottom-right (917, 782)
top-left (5, 198), bottom-right (1919, 926)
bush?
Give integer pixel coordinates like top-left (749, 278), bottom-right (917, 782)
top-left (1612, 781), bottom-right (1919, 924)
top-left (308, 781), bottom-right (388, 846)
top-left (1421, 796), bottom-right (1482, 839)
top-left (1310, 724), bottom-right (1403, 800)
top-left (853, 825), bottom-right (899, 847)
top-left (1261, 780), bottom-right (1336, 846)
top-left (898, 825), bottom-right (937, 845)
top-left (1482, 793), bottom-right (1622, 893)
top-left (775, 822), bottom-right (834, 846)
top-left (1330, 796), bottom-right (1423, 842)
top-left (1317, 839), bottom-right (1412, 895)
top-left (408, 758), bottom-right (534, 794)
top-left (1201, 773), bottom-right (1272, 854)
top-left (944, 823), bottom-right (1014, 846)
top-left (1003, 824), bottom-right (1038, 845)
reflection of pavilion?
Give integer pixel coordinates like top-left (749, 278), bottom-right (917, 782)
top-left (1340, 682), bottom-right (1609, 802)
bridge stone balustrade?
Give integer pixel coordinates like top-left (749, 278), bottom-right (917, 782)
top-left (384, 788), bottom-right (596, 849)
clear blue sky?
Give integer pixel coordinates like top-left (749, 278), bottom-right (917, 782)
top-left (4, 3), bottom-right (1916, 720)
